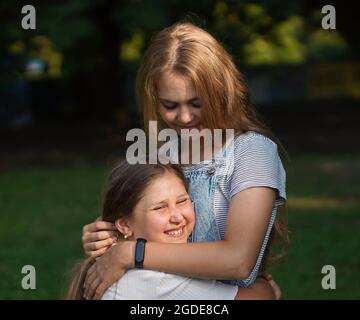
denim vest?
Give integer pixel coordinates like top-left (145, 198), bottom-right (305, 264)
top-left (183, 159), bottom-right (223, 243)
top-left (182, 144), bottom-right (257, 288)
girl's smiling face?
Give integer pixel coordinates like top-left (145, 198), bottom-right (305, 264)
top-left (118, 170), bottom-right (195, 243)
top-left (157, 71), bottom-right (203, 134)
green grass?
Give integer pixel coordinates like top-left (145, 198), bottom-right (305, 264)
top-left (0, 153), bottom-right (359, 299)
top-left (269, 152), bottom-right (360, 299)
top-left (0, 165), bottom-right (109, 299)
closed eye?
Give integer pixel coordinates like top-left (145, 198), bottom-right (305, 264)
top-left (153, 205), bottom-right (166, 210)
top-left (191, 102), bottom-right (201, 108)
top-left (177, 198), bottom-right (189, 205)
top-left (162, 102), bottom-right (177, 110)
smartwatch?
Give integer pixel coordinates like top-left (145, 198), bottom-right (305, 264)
top-left (134, 238), bottom-right (147, 268)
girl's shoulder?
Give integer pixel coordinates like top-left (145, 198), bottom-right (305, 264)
top-left (222, 131), bottom-right (279, 165)
top-left (224, 131), bottom-right (286, 201)
top-left (233, 131), bottom-right (277, 151)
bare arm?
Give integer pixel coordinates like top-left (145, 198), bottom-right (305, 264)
top-left (84, 187), bottom-right (276, 299)
top-left (141, 187), bottom-right (275, 280)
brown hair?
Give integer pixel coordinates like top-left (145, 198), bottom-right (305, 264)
top-left (65, 160), bottom-right (187, 299)
top-left (135, 22), bottom-right (289, 271)
top-left (137, 22), bottom-right (269, 135)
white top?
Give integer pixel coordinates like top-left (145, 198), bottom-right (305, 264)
top-left (102, 269), bottom-right (238, 300)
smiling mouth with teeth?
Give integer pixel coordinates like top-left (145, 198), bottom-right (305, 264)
top-left (165, 226), bottom-right (184, 237)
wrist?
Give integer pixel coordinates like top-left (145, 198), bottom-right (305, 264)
top-left (134, 238), bottom-right (147, 268)
top-left (127, 240), bottom-right (136, 269)
top-left (117, 240), bottom-right (135, 269)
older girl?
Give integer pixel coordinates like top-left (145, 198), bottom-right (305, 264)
top-left (82, 22), bottom-right (288, 299)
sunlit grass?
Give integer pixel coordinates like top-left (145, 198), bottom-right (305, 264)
top-left (288, 196), bottom-right (359, 209)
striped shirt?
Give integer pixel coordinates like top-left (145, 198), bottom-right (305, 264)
top-left (216, 131), bottom-right (286, 238)
top-left (181, 131), bottom-right (286, 286)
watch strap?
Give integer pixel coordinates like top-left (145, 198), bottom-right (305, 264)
top-left (134, 238), bottom-right (147, 268)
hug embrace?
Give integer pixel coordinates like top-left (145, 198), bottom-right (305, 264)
top-left (66, 21), bottom-right (289, 300)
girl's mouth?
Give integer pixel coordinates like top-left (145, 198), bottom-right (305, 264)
top-left (164, 226), bottom-right (184, 237)
top-left (180, 126), bottom-right (198, 131)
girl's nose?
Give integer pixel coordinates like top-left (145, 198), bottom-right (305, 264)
top-left (178, 106), bottom-right (193, 124)
top-left (169, 207), bottom-right (184, 223)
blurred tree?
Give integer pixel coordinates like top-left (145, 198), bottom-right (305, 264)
top-left (0, 0), bottom-right (357, 122)
top-left (211, 0), bottom-right (305, 65)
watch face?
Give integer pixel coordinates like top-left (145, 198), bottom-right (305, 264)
top-left (135, 238), bottom-right (147, 267)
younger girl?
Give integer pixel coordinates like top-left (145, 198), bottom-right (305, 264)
top-left (67, 161), bottom-right (278, 299)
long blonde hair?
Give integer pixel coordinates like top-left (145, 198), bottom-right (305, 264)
top-left (135, 22), bottom-right (289, 270)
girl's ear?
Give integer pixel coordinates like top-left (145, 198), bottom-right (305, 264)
top-left (115, 218), bottom-right (133, 238)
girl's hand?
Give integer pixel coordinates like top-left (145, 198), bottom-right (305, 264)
top-left (82, 217), bottom-right (119, 258)
top-left (83, 240), bottom-right (135, 300)
top-left (260, 274), bottom-right (282, 300)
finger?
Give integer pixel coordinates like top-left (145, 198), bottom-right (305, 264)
top-left (84, 277), bottom-right (98, 300)
top-left (263, 274), bottom-right (273, 281)
top-left (84, 238), bottom-right (116, 252)
top-left (257, 277), bottom-right (268, 284)
top-left (257, 274), bottom-right (268, 281)
top-left (83, 221), bottom-right (117, 233)
top-left (84, 265), bottom-right (99, 298)
top-left (84, 263), bottom-right (96, 289)
top-left (268, 280), bottom-right (282, 300)
top-left (83, 230), bottom-right (119, 243)
top-left (94, 282), bottom-right (109, 300)
top-left (86, 239), bottom-right (115, 254)
top-left (83, 239), bottom-right (114, 258)
top-left (85, 276), bottom-right (102, 300)
top-left (93, 246), bottom-right (111, 260)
